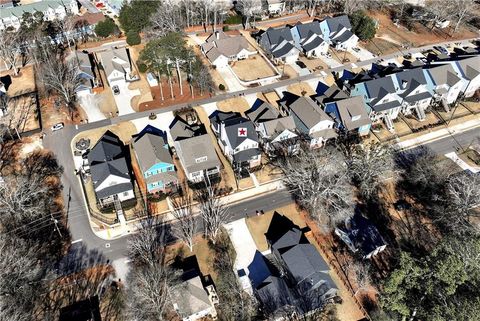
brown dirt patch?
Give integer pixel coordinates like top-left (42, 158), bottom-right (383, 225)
top-left (216, 97), bottom-right (251, 115)
top-left (74, 121), bottom-right (138, 147)
top-left (230, 54), bottom-right (278, 82)
top-left (1, 65), bottom-right (36, 96)
top-left (401, 111), bottom-right (442, 131)
top-left (298, 55), bottom-right (329, 73)
top-left (1, 94), bottom-right (40, 134)
top-left (286, 82), bottom-right (316, 97)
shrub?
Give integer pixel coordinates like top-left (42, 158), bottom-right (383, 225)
top-left (219, 84), bottom-right (225, 91)
top-left (349, 11), bottom-right (377, 41)
top-left (222, 25), bottom-right (229, 32)
top-left (224, 15), bottom-right (242, 25)
top-left (137, 62), bottom-right (147, 73)
top-left (126, 30), bottom-right (141, 45)
top-left (95, 17), bottom-right (117, 38)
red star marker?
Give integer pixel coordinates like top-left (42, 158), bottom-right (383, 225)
top-left (238, 128), bottom-right (247, 137)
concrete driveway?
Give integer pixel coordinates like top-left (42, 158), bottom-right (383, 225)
top-left (131, 112), bottom-right (175, 145)
top-left (290, 61), bottom-right (310, 76)
top-left (318, 54), bottom-right (342, 68)
top-left (350, 46), bottom-right (376, 61)
top-left (111, 81), bottom-right (140, 116)
top-left (77, 92), bottom-right (106, 122)
top-left (445, 152), bottom-right (480, 173)
top-left (217, 66), bottom-right (246, 92)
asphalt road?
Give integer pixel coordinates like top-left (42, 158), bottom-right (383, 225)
top-left (42, 38), bottom-right (479, 264)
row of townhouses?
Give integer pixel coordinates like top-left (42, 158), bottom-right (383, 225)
top-left (255, 15), bottom-right (359, 63)
top-left (0, 0), bottom-right (79, 30)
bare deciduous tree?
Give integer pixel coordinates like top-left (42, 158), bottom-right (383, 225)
top-left (196, 185), bottom-right (230, 244)
top-left (40, 48), bottom-right (83, 118)
top-left (145, 0), bottom-right (184, 39)
top-left (346, 143), bottom-right (396, 199)
top-left (236, 0), bottom-right (262, 29)
top-left (127, 217), bottom-right (165, 267)
top-left (0, 30), bottom-right (23, 76)
top-left (274, 146), bottom-right (354, 232)
top-left (451, 0), bottom-right (476, 33)
top-left (171, 189), bottom-right (197, 251)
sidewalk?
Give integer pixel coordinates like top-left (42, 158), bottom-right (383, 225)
top-left (395, 117), bottom-right (480, 150)
top-left (90, 179), bottom-right (285, 240)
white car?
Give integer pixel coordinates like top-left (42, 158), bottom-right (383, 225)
top-left (434, 45), bottom-right (449, 55)
top-left (51, 122), bottom-right (64, 131)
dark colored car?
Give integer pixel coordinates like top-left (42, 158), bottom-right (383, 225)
top-left (295, 60), bottom-right (307, 69)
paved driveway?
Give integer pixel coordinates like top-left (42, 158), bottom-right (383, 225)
top-left (131, 112), bottom-right (175, 144)
top-left (445, 152), bottom-right (480, 173)
top-left (290, 61), bottom-right (310, 76)
top-left (77, 92), bottom-right (106, 122)
top-left (111, 81), bottom-right (140, 116)
top-left (217, 66), bottom-right (246, 92)
top-left (318, 54), bottom-right (342, 68)
top-left (350, 46), bottom-right (376, 61)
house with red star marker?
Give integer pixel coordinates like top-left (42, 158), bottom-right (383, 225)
top-left (209, 111), bottom-right (261, 172)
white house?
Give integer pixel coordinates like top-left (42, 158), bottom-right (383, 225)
top-left (290, 21), bottom-right (329, 57)
top-left (209, 111), bottom-right (261, 170)
top-left (201, 31), bottom-right (256, 68)
top-left (87, 131), bottom-right (134, 206)
top-left (266, 0), bottom-right (285, 15)
top-left (278, 93), bottom-right (336, 149)
top-left (319, 15), bottom-right (359, 51)
top-left (97, 47), bottom-right (138, 86)
top-left (256, 26), bottom-right (300, 64)
top-left (0, 0), bottom-right (79, 30)
top-left (453, 56), bottom-right (480, 98)
top-left (392, 68), bottom-right (433, 121)
top-left (424, 63), bottom-right (466, 108)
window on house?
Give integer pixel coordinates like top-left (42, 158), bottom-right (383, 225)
top-left (195, 156), bottom-right (208, 163)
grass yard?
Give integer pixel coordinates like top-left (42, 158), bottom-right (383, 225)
top-left (402, 111), bottom-right (442, 131)
top-left (461, 101), bottom-right (480, 114)
top-left (1, 65), bottom-right (36, 95)
top-left (330, 48), bottom-right (359, 64)
top-left (2, 94), bottom-right (40, 133)
top-left (230, 54), bottom-right (278, 82)
top-left (74, 121), bottom-right (138, 148)
top-left (260, 91), bottom-right (281, 107)
top-left (298, 55), bottom-right (329, 72)
top-left (437, 104), bottom-right (472, 122)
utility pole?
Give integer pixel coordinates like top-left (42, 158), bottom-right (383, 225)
top-left (51, 213), bottom-right (62, 238)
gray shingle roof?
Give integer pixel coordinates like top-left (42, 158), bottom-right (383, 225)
top-left (331, 96), bottom-right (371, 131)
top-left (87, 130), bottom-right (124, 165)
top-left (425, 64), bottom-right (461, 87)
top-left (295, 21), bottom-right (322, 39)
top-left (332, 29), bottom-right (355, 44)
top-left (287, 96), bottom-right (332, 129)
top-left (264, 26), bottom-right (294, 46)
top-left (98, 48), bottom-right (130, 79)
top-left (169, 116), bottom-right (205, 142)
top-left (262, 115), bottom-right (296, 138)
top-left (302, 35), bottom-right (324, 52)
top-left (132, 127), bottom-right (174, 173)
top-left (175, 134), bottom-right (221, 175)
top-left (245, 100), bottom-right (280, 123)
top-left (224, 117), bottom-right (259, 149)
top-left (325, 15), bottom-right (352, 33)
top-left (455, 56), bottom-right (480, 80)
top-left (202, 31), bottom-right (252, 61)
top-left (170, 276), bottom-right (212, 318)
top-left (271, 41), bottom-right (298, 58)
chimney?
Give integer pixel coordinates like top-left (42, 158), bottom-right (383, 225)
top-left (215, 31), bottom-right (220, 40)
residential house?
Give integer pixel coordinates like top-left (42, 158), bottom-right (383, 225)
top-left (265, 212), bottom-right (338, 310)
top-left (391, 68), bottom-right (433, 121)
top-left (246, 99), bottom-right (298, 155)
top-left (349, 76), bottom-right (403, 131)
top-left (255, 274), bottom-right (296, 319)
top-left (171, 256), bottom-right (218, 321)
top-left (290, 21), bottom-right (329, 57)
top-left (132, 125), bottom-right (178, 193)
top-left (201, 31), bottom-right (257, 68)
top-left (170, 115), bottom-right (221, 183)
top-left (424, 63), bottom-right (465, 109)
top-left (209, 111), bottom-right (261, 171)
top-left (0, 0), bottom-right (79, 30)
top-left (59, 296), bottom-right (102, 321)
top-left (75, 51), bottom-right (98, 94)
top-left (278, 92), bottom-right (336, 148)
top-left (255, 27), bottom-right (300, 64)
top-left (335, 212), bottom-right (387, 259)
top-left (87, 131), bottom-right (134, 206)
top-left (97, 47), bottom-right (138, 86)
top-left (265, 0), bottom-right (286, 15)
top-left (319, 15), bottom-right (359, 51)
top-left (452, 55), bottom-right (480, 98)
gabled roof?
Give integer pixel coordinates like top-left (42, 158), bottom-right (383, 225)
top-left (338, 213), bottom-right (387, 256)
top-left (87, 130), bottom-right (124, 165)
top-left (99, 47), bottom-right (130, 77)
top-left (271, 41), bottom-right (298, 58)
top-left (256, 275), bottom-right (295, 312)
top-left (209, 111), bottom-right (258, 149)
top-left (175, 134), bottom-right (221, 174)
top-left (329, 96), bottom-right (371, 131)
top-left (302, 35), bottom-right (325, 52)
top-left (169, 116), bottom-right (206, 142)
top-left (363, 76), bottom-right (397, 100)
top-left (209, 110), bottom-right (242, 132)
top-left (202, 31), bottom-right (252, 61)
top-left (295, 20), bottom-right (322, 39)
top-left (312, 84), bottom-right (349, 105)
top-left (132, 125), bottom-right (174, 173)
top-left (455, 56), bottom-right (480, 80)
top-left (324, 15), bottom-right (352, 33)
top-left (264, 26), bottom-right (294, 46)
top-left (332, 28), bottom-right (355, 44)
top-left (0, 0), bottom-right (72, 19)
top-left (245, 99), bottom-right (280, 123)
top-left (265, 212), bottom-right (306, 251)
top-left (262, 115), bottom-right (297, 138)
top-left (280, 93), bottom-right (332, 129)
top-left (171, 276), bottom-right (212, 318)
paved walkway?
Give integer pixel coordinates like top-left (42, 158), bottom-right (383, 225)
top-left (111, 81), bottom-right (139, 116)
top-left (445, 152), bottom-right (480, 173)
top-left (217, 66), bottom-right (246, 92)
top-left (77, 92), bottom-right (107, 122)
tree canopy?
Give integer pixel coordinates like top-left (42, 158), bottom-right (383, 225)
top-left (349, 10), bottom-right (377, 40)
top-left (119, 0), bottom-right (160, 33)
top-left (95, 17), bottom-right (117, 38)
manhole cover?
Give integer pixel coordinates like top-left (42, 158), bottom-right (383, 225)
top-left (105, 243), bottom-right (111, 248)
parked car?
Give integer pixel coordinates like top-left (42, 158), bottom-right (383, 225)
top-left (434, 45), bottom-right (449, 55)
top-left (51, 122), bottom-right (64, 132)
top-left (295, 60), bottom-right (307, 69)
top-left (112, 85), bottom-right (120, 95)
top-left (352, 47), bottom-right (360, 52)
top-left (323, 52), bottom-right (332, 58)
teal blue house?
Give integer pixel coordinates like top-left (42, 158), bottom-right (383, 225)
top-left (132, 125), bottom-right (178, 193)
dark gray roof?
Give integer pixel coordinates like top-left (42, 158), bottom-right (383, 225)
top-left (132, 127), bottom-right (174, 172)
top-left (209, 111), bottom-right (241, 133)
top-left (295, 21), bottom-right (322, 39)
top-left (302, 35), bottom-right (324, 52)
top-left (371, 99), bottom-right (402, 112)
top-left (245, 100), bottom-right (280, 123)
top-left (256, 276), bottom-right (295, 313)
top-left (325, 15), bottom-right (352, 33)
top-left (90, 160), bottom-right (132, 199)
top-left (363, 76), bottom-right (397, 100)
top-left (264, 26), bottom-right (294, 46)
top-left (233, 147), bottom-right (261, 163)
top-left (339, 213), bottom-right (387, 256)
top-left (224, 117), bottom-right (259, 149)
top-left (169, 116), bottom-right (205, 141)
top-left (271, 41), bottom-right (297, 58)
top-left (402, 90), bottom-right (432, 103)
top-left (313, 84), bottom-right (349, 105)
top-left (286, 95), bottom-right (332, 129)
top-left (87, 130), bottom-right (124, 165)
top-left (332, 29), bottom-right (355, 44)
top-left (394, 68), bottom-right (428, 95)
